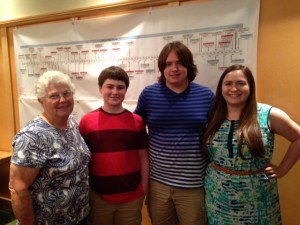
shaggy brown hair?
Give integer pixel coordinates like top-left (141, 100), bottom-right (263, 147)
top-left (157, 41), bottom-right (197, 84)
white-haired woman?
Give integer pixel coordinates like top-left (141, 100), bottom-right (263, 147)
top-left (9, 71), bottom-right (90, 225)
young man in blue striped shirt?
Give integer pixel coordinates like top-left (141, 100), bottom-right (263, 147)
top-left (135, 41), bottom-right (214, 225)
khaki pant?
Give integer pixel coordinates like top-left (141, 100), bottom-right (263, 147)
top-left (147, 180), bottom-right (207, 225)
top-left (89, 189), bottom-right (145, 225)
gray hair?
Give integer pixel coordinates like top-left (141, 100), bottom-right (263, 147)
top-left (35, 71), bottom-right (75, 99)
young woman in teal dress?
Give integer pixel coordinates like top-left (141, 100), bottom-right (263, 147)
top-left (203, 64), bottom-right (300, 225)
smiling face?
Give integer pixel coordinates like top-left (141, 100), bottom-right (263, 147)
top-left (164, 50), bottom-right (189, 91)
top-left (100, 78), bottom-right (127, 112)
top-left (222, 69), bottom-right (250, 109)
top-left (40, 82), bottom-right (74, 122)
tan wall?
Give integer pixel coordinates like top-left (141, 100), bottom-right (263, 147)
top-left (0, 28), bottom-right (15, 152)
top-left (1, 0), bottom-right (300, 224)
top-left (0, 0), bottom-right (121, 22)
top-left (257, 0), bottom-right (300, 224)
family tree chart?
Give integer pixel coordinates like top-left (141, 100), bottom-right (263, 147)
top-left (14, 0), bottom-right (260, 128)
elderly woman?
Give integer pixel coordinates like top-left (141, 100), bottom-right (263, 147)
top-left (9, 71), bottom-right (90, 225)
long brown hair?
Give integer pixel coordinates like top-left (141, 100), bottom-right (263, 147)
top-left (202, 64), bottom-right (265, 158)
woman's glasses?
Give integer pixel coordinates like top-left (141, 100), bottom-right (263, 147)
top-left (47, 91), bottom-right (74, 101)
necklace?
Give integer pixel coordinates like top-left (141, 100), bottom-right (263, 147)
top-left (40, 113), bottom-right (69, 130)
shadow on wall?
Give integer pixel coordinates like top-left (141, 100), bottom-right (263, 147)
top-left (0, 209), bottom-right (16, 225)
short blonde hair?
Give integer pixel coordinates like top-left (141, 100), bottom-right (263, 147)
top-left (35, 71), bottom-right (75, 99)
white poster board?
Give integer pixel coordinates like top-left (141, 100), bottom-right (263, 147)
top-left (14, 0), bottom-right (260, 128)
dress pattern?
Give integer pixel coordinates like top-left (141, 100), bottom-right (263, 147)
top-left (205, 103), bottom-right (282, 225)
top-left (11, 115), bottom-right (91, 225)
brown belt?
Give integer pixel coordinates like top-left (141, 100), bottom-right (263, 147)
top-left (210, 162), bottom-right (265, 175)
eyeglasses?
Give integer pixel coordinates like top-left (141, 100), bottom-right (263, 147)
top-left (47, 91), bottom-right (74, 101)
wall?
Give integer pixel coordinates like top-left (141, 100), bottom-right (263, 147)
top-left (0, 0), bottom-right (126, 22)
top-left (1, 0), bottom-right (300, 224)
top-left (257, 0), bottom-right (300, 224)
top-left (0, 28), bottom-right (15, 152)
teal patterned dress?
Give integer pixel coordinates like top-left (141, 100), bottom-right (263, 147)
top-left (205, 103), bottom-right (282, 225)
